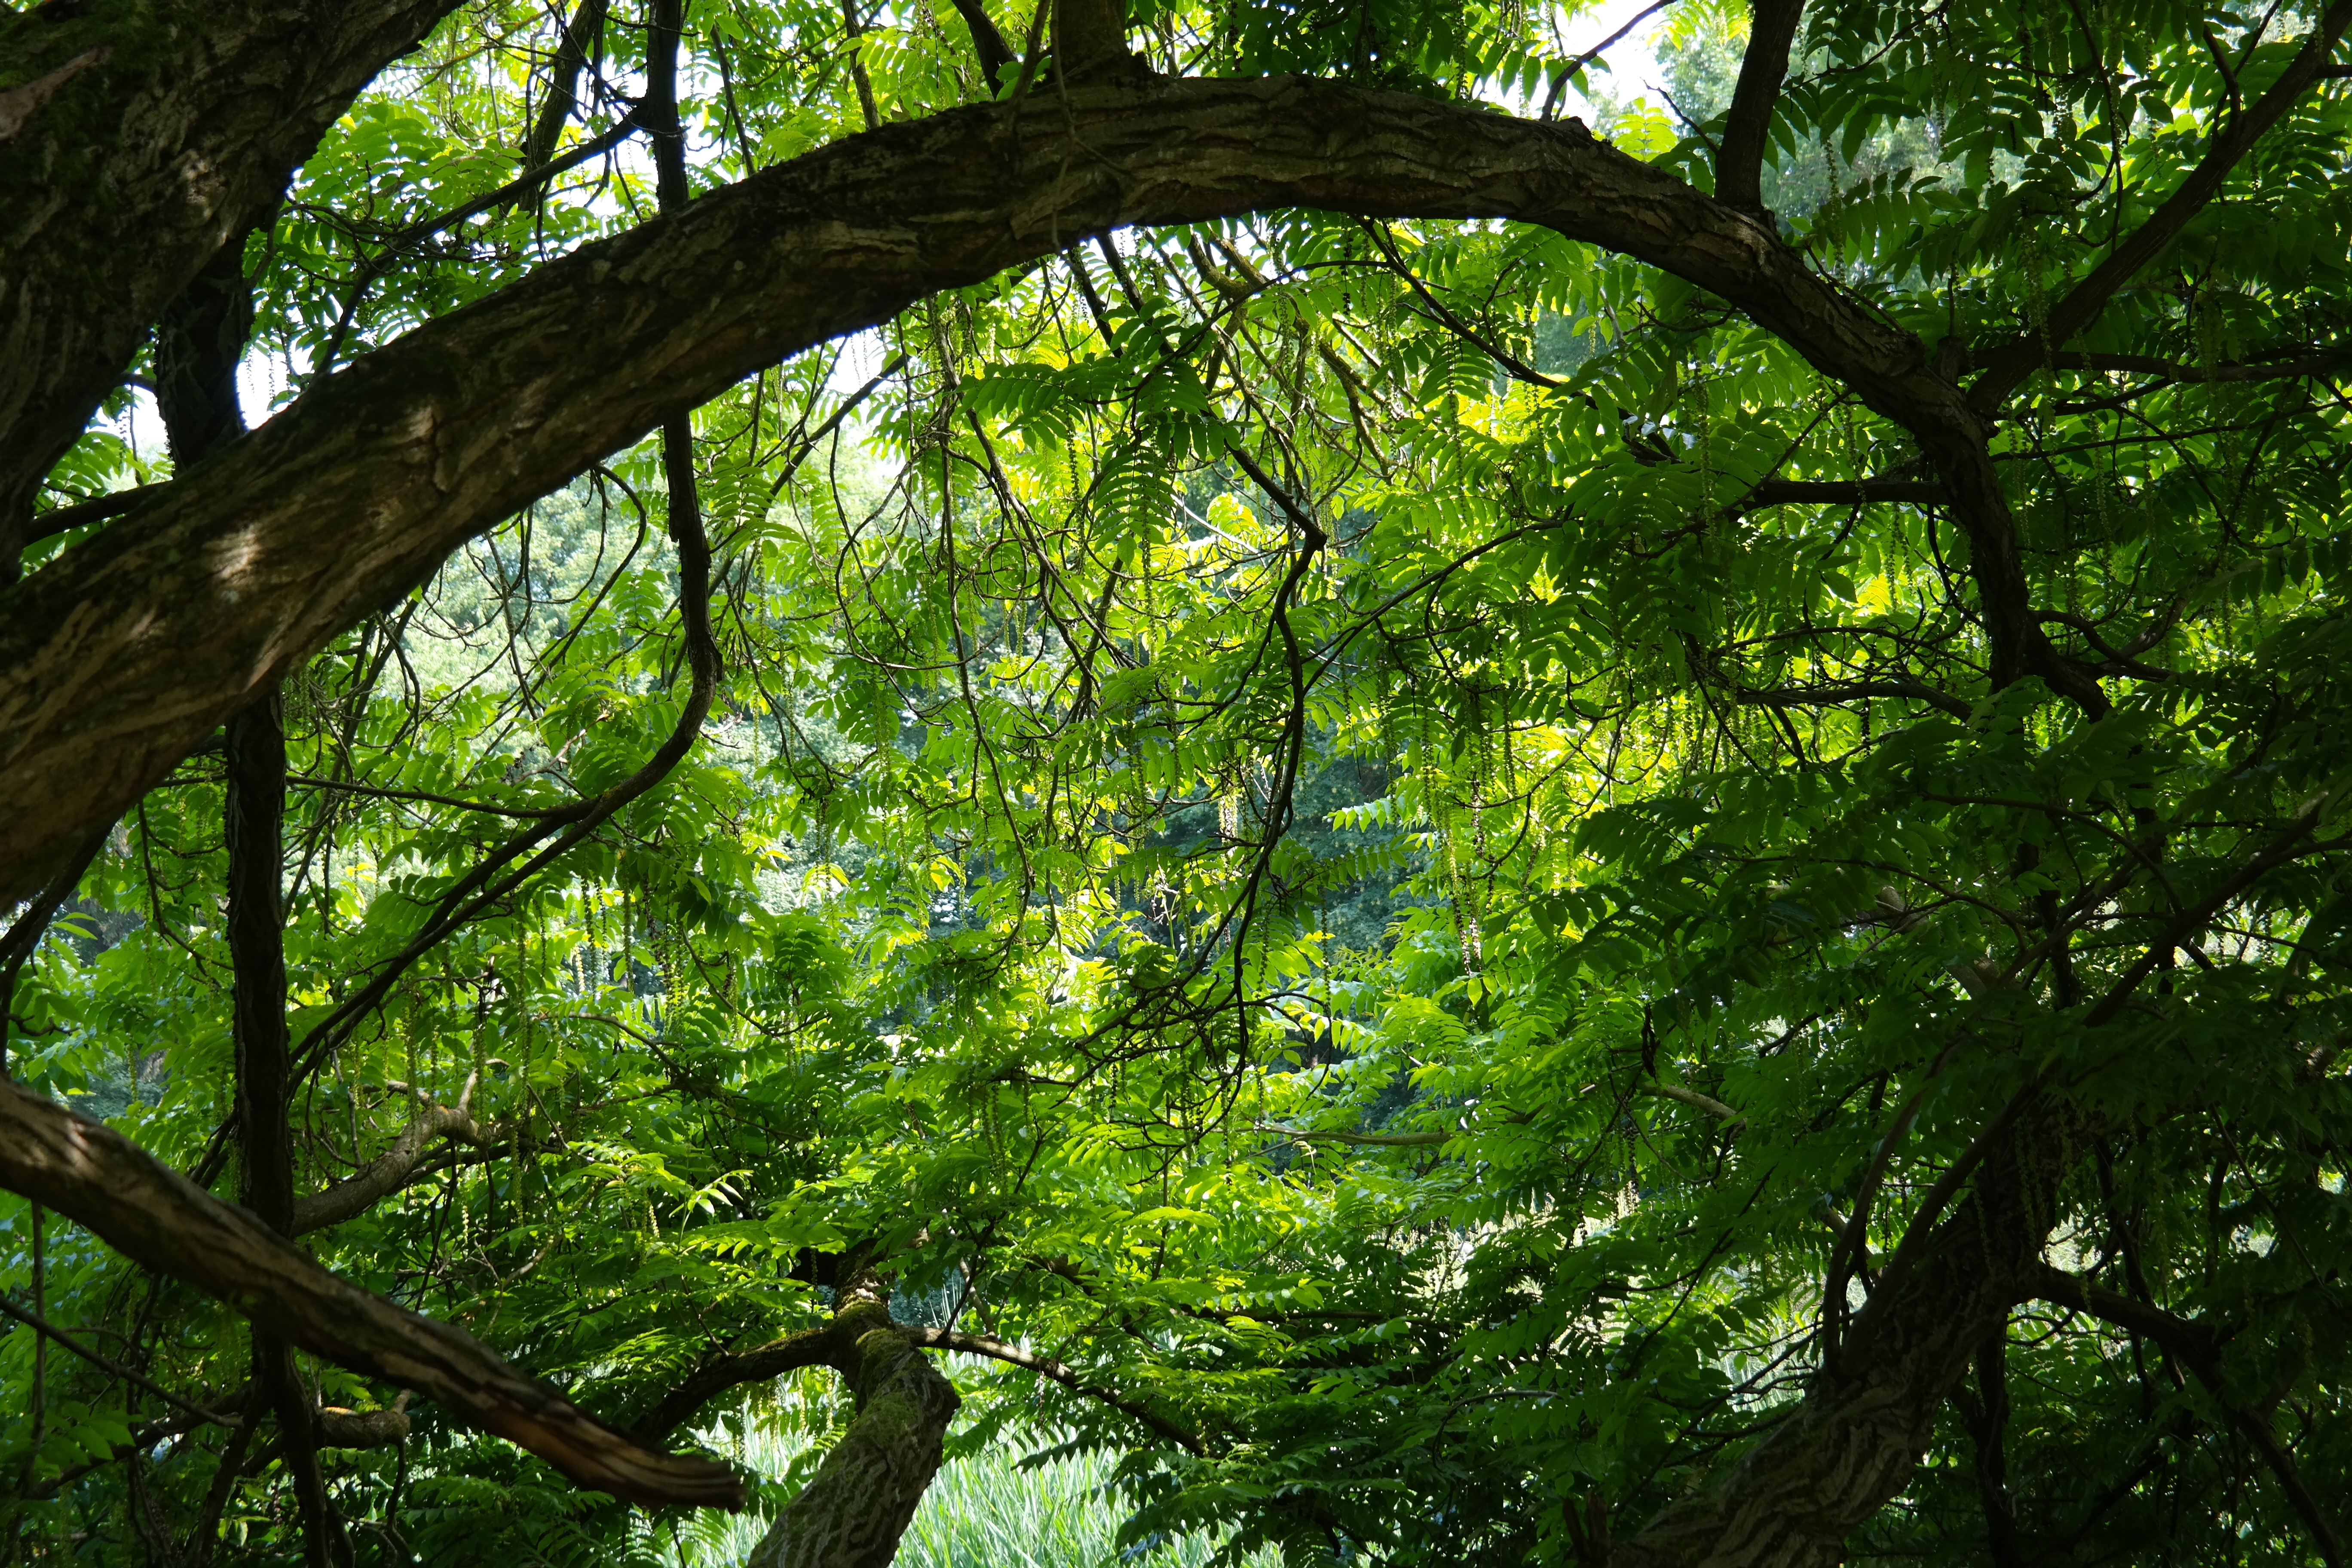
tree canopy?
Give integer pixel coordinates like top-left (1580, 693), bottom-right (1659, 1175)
top-left (4, 0), bottom-right (2352, 1564)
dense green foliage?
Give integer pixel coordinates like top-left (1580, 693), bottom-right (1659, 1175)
top-left (9, 0), bottom-right (2352, 1563)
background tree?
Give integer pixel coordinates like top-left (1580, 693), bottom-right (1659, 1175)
top-left (4, 0), bottom-right (2352, 1564)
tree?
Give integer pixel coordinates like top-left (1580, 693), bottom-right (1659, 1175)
top-left (3, 0), bottom-right (2351, 1562)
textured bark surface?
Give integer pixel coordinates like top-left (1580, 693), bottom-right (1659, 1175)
top-left (1610, 1109), bottom-right (2078, 1568)
top-left (0, 1076), bottom-right (744, 1509)
top-left (0, 0), bottom-right (460, 571)
top-left (746, 1302), bottom-right (961, 1568)
top-left (0, 72), bottom-right (2027, 907)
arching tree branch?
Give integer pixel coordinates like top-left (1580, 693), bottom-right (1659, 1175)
top-left (292, 1074), bottom-right (509, 1235)
top-left (630, 1330), bottom-right (836, 1448)
top-left (0, 1075), bottom-right (744, 1510)
top-left (0, 74), bottom-right (2049, 906)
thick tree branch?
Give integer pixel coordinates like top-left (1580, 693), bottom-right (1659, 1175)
top-left (0, 0), bottom-right (464, 576)
top-left (1051, 0), bottom-right (1133, 80)
top-left (0, 76), bottom-right (2047, 905)
top-left (1716, 0), bottom-right (1806, 210)
top-left (1969, 0), bottom-right (2352, 410)
top-left (292, 1074), bottom-right (509, 1234)
top-left (629, 1330), bottom-right (835, 1447)
top-left (0, 1077), bottom-right (744, 1509)
top-left (1615, 1098), bottom-right (2083, 1568)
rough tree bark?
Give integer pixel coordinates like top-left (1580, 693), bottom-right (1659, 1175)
top-left (0, 0), bottom-right (462, 573)
top-left (744, 1298), bottom-right (961, 1568)
top-left (1610, 1104), bottom-right (2082, 1568)
top-left (0, 1076), bottom-right (744, 1509)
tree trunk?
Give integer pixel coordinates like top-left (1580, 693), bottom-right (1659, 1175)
top-left (747, 1302), bottom-right (960, 1568)
top-left (1611, 1106), bottom-right (2080, 1568)
top-left (159, 232), bottom-right (348, 1568)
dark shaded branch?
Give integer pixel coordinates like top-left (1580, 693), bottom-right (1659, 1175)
top-left (0, 1290), bottom-right (233, 1428)
top-left (1716, 0), bottom-right (1806, 210)
top-left (1360, 218), bottom-right (1561, 387)
top-left (2029, 1267), bottom-right (2218, 1366)
top-left (0, 826), bottom-right (104, 1076)
top-left (285, 773), bottom-right (567, 820)
top-left (1970, 0), bottom-right (2352, 409)
top-left (1732, 678), bottom-right (1973, 721)
top-left (518, 0), bottom-right (610, 173)
top-left (1743, 478), bottom-right (1943, 507)
top-left (907, 1326), bottom-right (1205, 1453)
top-left (629, 1330), bottom-right (834, 1446)
top-left (182, 1414), bottom-right (257, 1568)
top-left (1259, 1122), bottom-right (1449, 1147)
top-left (2039, 348), bottom-right (2352, 384)
top-left (946, 0), bottom-right (1015, 89)
top-left (312, 110), bottom-right (644, 374)
top-left (2085, 797), bottom-right (2334, 1029)
top-left (644, 0), bottom-right (692, 211)
top-left (161, 224), bottom-right (349, 1566)
top-left (0, 1077), bottom-right (745, 1508)
top-left (2033, 1267), bottom-right (2343, 1568)
top-left (24, 484), bottom-right (168, 548)
top-left (1958, 1332), bottom-right (2024, 1568)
